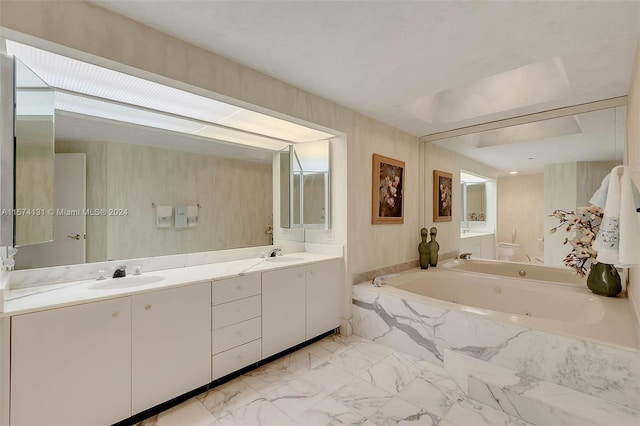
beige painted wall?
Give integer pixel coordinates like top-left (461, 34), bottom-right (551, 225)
top-left (0, 1), bottom-right (420, 318)
top-left (498, 174), bottom-right (544, 263)
top-left (422, 142), bottom-right (498, 256)
top-left (626, 37), bottom-right (640, 332)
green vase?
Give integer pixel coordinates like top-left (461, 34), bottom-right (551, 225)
top-left (427, 227), bottom-right (440, 267)
top-left (418, 228), bottom-right (429, 269)
top-left (587, 262), bottom-right (622, 297)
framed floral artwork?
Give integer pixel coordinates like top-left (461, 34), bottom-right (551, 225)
top-left (434, 170), bottom-right (453, 222)
top-left (372, 154), bottom-right (404, 224)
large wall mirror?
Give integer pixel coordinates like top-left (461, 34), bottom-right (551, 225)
top-left (3, 40), bottom-right (335, 270)
top-left (423, 100), bottom-right (626, 265)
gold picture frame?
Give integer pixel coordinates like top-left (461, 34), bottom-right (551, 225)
top-left (433, 170), bottom-right (453, 222)
top-left (372, 154), bottom-right (405, 224)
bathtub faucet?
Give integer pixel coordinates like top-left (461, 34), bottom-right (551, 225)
top-left (459, 253), bottom-right (472, 259)
top-left (372, 273), bottom-right (399, 287)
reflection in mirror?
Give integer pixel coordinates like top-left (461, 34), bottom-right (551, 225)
top-left (294, 140), bottom-right (330, 229)
top-left (14, 59), bottom-right (55, 247)
top-left (15, 114), bottom-right (276, 269)
top-left (428, 104), bottom-right (625, 265)
top-left (7, 40), bottom-right (336, 270)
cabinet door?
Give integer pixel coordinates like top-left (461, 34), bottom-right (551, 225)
top-left (306, 260), bottom-right (341, 339)
top-left (11, 297), bottom-right (131, 426)
top-left (132, 282), bottom-right (211, 414)
top-left (262, 266), bottom-right (305, 358)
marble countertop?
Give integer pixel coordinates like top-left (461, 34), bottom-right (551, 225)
top-left (2, 252), bottom-right (341, 317)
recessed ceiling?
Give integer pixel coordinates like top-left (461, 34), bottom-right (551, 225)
top-left (431, 106), bottom-right (626, 176)
top-left (90, 0), bottom-right (640, 136)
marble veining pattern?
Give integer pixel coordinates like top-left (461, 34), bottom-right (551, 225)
top-left (352, 285), bottom-right (640, 411)
top-left (138, 334), bottom-right (528, 426)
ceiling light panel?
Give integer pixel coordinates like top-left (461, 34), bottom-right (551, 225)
top-left (6, 40), bottom-right (337, 147)
top-left (55, 92), bottom-right (206, 134)
top-left (6, 40), bottom-right (241, 123)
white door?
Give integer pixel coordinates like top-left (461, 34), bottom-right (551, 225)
top-left (262, 266), bottom-right (306, 358)
top-left (131, 283), bottom-right (211, 414)
top-left (11, 297), bottom-right (132, 426)
top-left (14, 153), bottom-right (86, 268)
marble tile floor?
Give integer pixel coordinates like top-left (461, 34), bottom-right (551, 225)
top-left (138, 334), bottom-right (533, 426)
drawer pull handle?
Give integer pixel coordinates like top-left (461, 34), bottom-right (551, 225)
top-left (112, 311), bottom-right (119, 318)
top-left (236, 331), bottom-right (242, 336)
top-left (237, 355), bottom-right (243, 360)
top-left (145, 304), bottom-right (152, 311)
top-left (237, 285), bottom-right (243, 291)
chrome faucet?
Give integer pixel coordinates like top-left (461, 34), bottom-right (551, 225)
top-left (113, 265), bottom-right (127, 278)
top-left (459, 253), bottom-right (472, 260)
top-left (372, 273), bottom-right (399, 287)
top-left (266, 248), bottom-right (282, 258)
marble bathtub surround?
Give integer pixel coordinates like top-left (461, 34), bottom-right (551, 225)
top-left (351, 251), bottom-right (457, 285)
top-left (138, 334), bottom-right (530, 426)
top-left (351, 283), bottom-right (640, 411)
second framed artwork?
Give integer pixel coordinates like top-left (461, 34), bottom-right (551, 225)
top-left (433, 170), bottom-right (453, 222)
top-left (372, 154), bottom-right (405, 224)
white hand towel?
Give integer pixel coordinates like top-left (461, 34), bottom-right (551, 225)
top-left (619, 169), bottom-right (640, 266)
top-left (594, 166), bottom-right (622, 264)
top-left (156, 205), bottom-right (172, 228)
top-left (187, 205), bottom-right (198, 228)
top-left (590, 171), bottom-right (640, 209)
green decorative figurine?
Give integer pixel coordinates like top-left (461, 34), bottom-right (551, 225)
top-left (427, 226), bottom-right (440, 267)
top-left (418, 228), bottom-right (429, 269)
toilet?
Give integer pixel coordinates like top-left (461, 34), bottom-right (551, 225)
top-left (498, 242), bottom-right (520, 261)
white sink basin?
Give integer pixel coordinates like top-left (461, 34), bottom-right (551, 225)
top-left (89, 275), bottom-right (165, 290)
top-left (265, 256), bottom-right (305, 263)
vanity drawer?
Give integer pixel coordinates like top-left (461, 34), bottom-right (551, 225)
top-left (213, 295), bottom-right (261, 330)
top-left (212, 317), bottom-right (261, 354)
top-left (212, 274), bottom-right (261, 305)
top-left (212, 339), bottom-right (261, 380)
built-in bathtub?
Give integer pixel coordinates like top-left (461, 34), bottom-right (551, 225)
top-left (351, 265), bottom-right (640, 411)
top-left (441, 257), bottom-right (586, 285)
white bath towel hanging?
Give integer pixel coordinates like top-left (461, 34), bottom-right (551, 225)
top-left (187, 205), bottom-right (198, 228)
top-left (156, 205), bottom-right (172, 228)
top-left (592, 166), bottom-right (640, 267)
top-left (619, 169), bottom-right (640, 266)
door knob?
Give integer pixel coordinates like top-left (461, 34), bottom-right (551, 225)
top-left (67, 234), bottom-right (81, 240)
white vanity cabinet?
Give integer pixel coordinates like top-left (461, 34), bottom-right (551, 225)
top-left (211, 274), bottom-right (262, 380)
top-left (262, 266), bottom-right (306, 358)
top-left (305, 259), bottom-right (341, 339)
top-left (132, 282), bottom-right (211, 414)
top-left (262, 260), bottom-right (342, 359)
top-left (10, 282), bottom-right (211, 425)
top-left (10, 297), bottom-right (132, 426)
